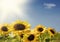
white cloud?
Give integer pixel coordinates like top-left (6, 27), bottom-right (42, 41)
top-left (0, 0), bottom-right (34, 23)
top-left (43, 3), bottom-right (56, 9)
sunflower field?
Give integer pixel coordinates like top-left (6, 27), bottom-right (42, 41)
top-left (0, 20), bottom-right (60, 42)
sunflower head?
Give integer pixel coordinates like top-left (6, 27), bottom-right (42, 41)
top-left (34, 25), bottom-right (46, 34)
top-left (17, 31), bottom-right (24, 38)
top-left (27, 34), bottom-right (35, 41)
top-left (10, 20), bottom-right (31, 36)
top-left (11, 20), bottom-right (30, 31)
top-left (0, 23), bottom-right (11, 35)
top-left (23, 30), bottom-right (39, 42)
top-left (47, 27), bottom-right (56, 37)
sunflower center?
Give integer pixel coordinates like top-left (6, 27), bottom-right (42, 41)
top-left (28, 34), bottom-right (34, 41)
top-left (38, 28), bottom-right (43, 32)
top-left (50, 30), bottom-right (55, 34)
top-left (1, 26), bottom-right (8, 31)
top-left (14, 24), bottom-right (25, 30)
top-left (20, 34), bottom-right (24, 38)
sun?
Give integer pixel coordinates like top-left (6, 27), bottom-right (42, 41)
top-left (0, 0), bottom-right (33, 23)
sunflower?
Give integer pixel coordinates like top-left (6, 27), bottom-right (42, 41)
top-left (15, 29), bottom-right (31, 42)
top-left (17, 31), bottom-right (24, 38)
top-left (18, 29), bottom-right (31, 38)
top-left (47, 27), bottom-right (56, 37)
top-left (0, 23), bottom-right (11, 36)
top-left (10, 20), bottom-right (31, 35)
top-left (34, 25), bottom-right (46, 34)
top-left (23, 30), bottom-right (39, 42)
top-left (14, 31), bottom-right (24, 42)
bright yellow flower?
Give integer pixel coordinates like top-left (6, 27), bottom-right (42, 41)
top-left (23, 30), bottom-right (39, 42)
top-left (0, 23), bottom-right (11, 35)
top-left (10, 20), bottom-right (31, 35)
top-left (47, 27), bottom-right (56, 37)
top-left (18, 29), bottom-right (31, 38)
top-left (34, 25), bottom-right (46, 34)
top-left (16, 29), bottom-right (31, 41)
top-left (15, 31), bottom-right (24, 41)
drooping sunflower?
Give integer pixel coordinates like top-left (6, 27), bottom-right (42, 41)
top-left (0, 23), bottom-right (11, 36)
top-left (10, 20), bottom-right (31, 35)
top-left (34, 25), bottom-right (46, 34)
top-left (23, 30), bottom-right (39, 42)
top-left (47, 27), bottom-right (56, 37)
top-left (16, 29), bottom-right (31, 42)
top-left (15, 31), bottom-right (24, 41)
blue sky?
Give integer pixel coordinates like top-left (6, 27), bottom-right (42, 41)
top-left (26, 0), bottom-right (60, 32)
top-left (0, 0), bottom-right (60, 32)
